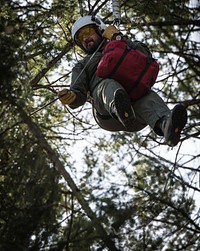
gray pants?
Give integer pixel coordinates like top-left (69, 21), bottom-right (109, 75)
top-left (92, 79), bottom-right (170, 133)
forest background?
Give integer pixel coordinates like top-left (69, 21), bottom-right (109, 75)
top-left (0, 0), bottom-right (200, 250)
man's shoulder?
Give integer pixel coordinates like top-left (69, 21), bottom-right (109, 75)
top-left (73, 51), bottom-right (102, 69)
top-left (79, 52), bottom-right (102, 62)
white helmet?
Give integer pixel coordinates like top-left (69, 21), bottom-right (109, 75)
top-left (71, 15), bottom-right (106, 46)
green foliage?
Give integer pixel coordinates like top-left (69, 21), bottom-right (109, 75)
top-left (0, 114), bottom-right (63, 250)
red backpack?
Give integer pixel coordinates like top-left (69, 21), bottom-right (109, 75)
top-left (96, 39), bottom-right (159, 100)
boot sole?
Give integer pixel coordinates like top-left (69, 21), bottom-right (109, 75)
top-left (114, 90), bottom-right (135, 130)
top-left (166, 105), bottom-right (187, 146)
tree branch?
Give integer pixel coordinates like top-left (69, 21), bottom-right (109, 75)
top-left (30, 43), bottom-right (72, 88)
top-left (141, 20), bottom-right (200, 27)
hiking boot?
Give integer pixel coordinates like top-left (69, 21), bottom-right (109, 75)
top-left (161, 104), bottom-right (187, 147)
top-left (111, 89), bottom-right (136, 131)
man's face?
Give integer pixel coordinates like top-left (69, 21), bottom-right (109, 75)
top-left (76, 26), bottom-right (102, 54)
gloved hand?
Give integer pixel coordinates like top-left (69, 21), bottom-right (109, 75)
top-left (102, 25), bottom-right (122, 40)
top-left (58, 89), bottom-right (76, 105)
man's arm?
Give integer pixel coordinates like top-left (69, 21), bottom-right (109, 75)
top-left (59, 60), bottom-right (88, 108)
top-left (69, 61), bottom-right (88, 108)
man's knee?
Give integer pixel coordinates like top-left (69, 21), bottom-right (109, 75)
top-left (93, 107), bottom-right (146, 132)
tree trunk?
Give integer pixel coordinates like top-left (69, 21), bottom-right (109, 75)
top-left (15, 101), bottom-right (120, 251)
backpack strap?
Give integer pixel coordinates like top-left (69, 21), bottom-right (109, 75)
top-left (106, 45), bottom-right (131, 79)
top-left (127, 54), bottom-right (154, 97)
top-left (106, 41), bottom-right (154, 99)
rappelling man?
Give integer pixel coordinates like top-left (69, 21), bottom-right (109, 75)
top-left (59, 15), bottom-right (187, 147)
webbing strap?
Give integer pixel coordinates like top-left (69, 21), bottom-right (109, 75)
top-left (105, 45), bottom-right (153, 99)
top-left (93, 42), bottom-right (153, 100)
top-left (106, 46), bottom-right (130, 79)
top-left (128, 54), bottom-right (153, 96)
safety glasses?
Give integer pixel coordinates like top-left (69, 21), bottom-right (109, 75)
top-left (76, 26), bottom-right (96, 44)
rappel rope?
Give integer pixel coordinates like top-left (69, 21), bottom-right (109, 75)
top-left (112, 0), bottom-right (121, 26)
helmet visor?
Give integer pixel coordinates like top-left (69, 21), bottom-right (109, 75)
top-left (76, 26), bottom-right (96, 45)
